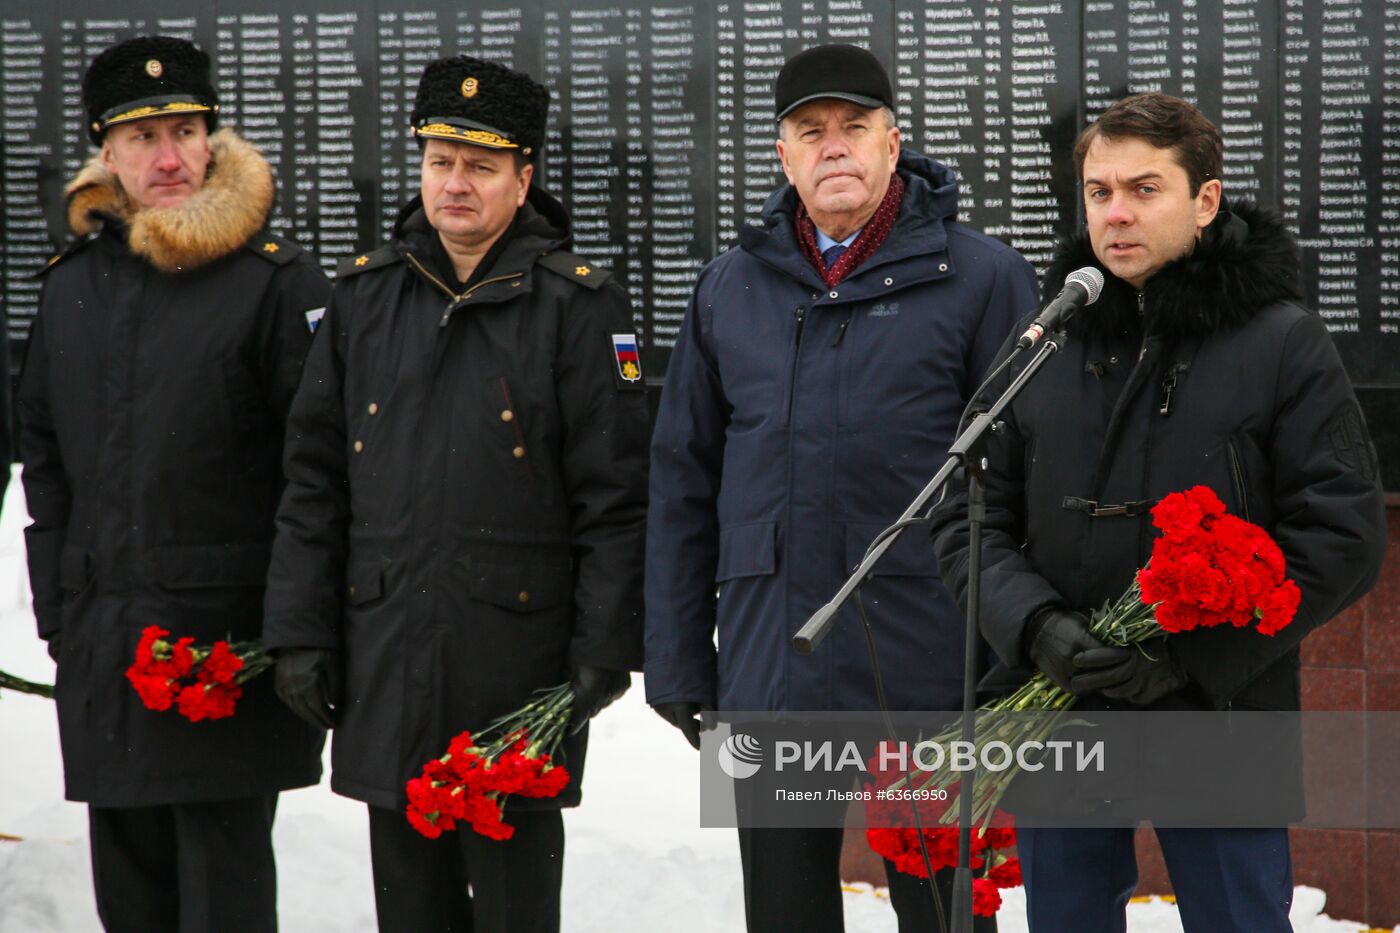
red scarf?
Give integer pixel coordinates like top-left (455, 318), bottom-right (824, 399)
top-left (796, 173), bottom-right (906, 287)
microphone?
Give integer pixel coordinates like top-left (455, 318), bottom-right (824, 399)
top-left (1014, 267), bottom-right (1104, 350)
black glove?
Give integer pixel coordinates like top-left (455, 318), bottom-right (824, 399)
top-left (1072, 638), bottom-right (1189, 705)
top-left (652, 701), bottom-right (714, 750)
top-left (45, 637), bottom-right (62, 663)
top-left (1025, 608), bottom-right (1128, 695)
top-left (273, 647), bottom-right (342, 730)
top-left (568, 664), bottom-right (631, 734)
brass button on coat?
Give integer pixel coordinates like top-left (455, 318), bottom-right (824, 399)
top-left (354, 440), bottom-right (364, 453)
top-left (368, 403), bottom-right (379, 415)
top-left (500, 410), bottom-right (514, 422)
top-left (348, 584), bottom-right (357, 598)
top-left (512, 446), bottom-right (526, 459)
top-left (518, 591), bottom-right (530, 604)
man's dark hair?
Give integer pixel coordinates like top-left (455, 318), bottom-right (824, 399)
top-left (1073, 93), bottom-right (1223, 195)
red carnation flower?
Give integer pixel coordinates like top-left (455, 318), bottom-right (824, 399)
top-left (987, 856), bottom-right (1022, 888)
top-left (126, 671), bottom-right (179, 711)
top-left (972, 877), bottom-right (1003, 916)
top-left (176, 682), bottom-right (241, 722)
top-left (200, 641), bottom-right (244, 684)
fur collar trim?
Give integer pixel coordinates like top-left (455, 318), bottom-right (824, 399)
top-left (1045, 199), bottom-right (1305, 343)
top-left (65, 129), bottom-right (275, 273)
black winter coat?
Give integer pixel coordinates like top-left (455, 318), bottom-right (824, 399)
top-left (263, 189), bottom-right (649, 811)
top-left (18, 130), bottom-right (330, 805)
top-left (932, 202), bottom-right (1386, 713)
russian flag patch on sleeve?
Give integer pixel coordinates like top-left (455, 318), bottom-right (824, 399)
top-left (611, 333), bottom-right (643, 389)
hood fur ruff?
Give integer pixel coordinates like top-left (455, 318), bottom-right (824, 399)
top-left (65, 128), bottom-right (274, 273)
top-left (1045, 199), bottom-right (1306, 344)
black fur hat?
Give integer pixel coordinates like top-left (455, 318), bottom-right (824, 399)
top-left (410, 56), bottom-right (549, 160)
top-left (83, 36), bottom-right (219, 146)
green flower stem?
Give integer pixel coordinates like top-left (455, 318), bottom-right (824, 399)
top-left (901, 583), bottom-right (1164, 827)
top-left (473, 682), bottom-right (575, 765)
top-left (0, 669), bottom-right (54, 699)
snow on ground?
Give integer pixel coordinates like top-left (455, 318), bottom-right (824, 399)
top-left (0, 472), bottom-right (1390, 932)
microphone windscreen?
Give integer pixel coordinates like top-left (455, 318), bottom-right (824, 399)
top-left (1065, 267), bottom-right (1105, 305)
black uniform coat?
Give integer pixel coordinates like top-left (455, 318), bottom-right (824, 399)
top-left (18, 130), bottom-right (330, 806)
top-left (931, 202), bottom-right (1386, 716)
top-left (262, 189), bottom-right (649, 811)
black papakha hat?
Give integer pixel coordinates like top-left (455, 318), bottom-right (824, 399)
top-left (83, 36), bottom-right (219, 146)
top-left (410, 56), bottom-right (550, 160)
top-left (775, 44), bottom-right (894, 121)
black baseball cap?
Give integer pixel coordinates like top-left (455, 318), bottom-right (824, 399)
top-left (774, 44), bottom-right (894, 121)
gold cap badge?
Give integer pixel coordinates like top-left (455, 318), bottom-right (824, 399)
top-left (145, 59), bottom-right (163, 78)
top-left (461, 77), bottom-right (479, 98)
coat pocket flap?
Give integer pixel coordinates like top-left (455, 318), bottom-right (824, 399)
top-left (716, 522), bottom-right (777, 582)
top-left (844, 522), bottom-right (938, 578)
top-left (461, 547), bottom-right (573, 613)
top-left (149, 543), bottom-right (272, 589)
top-left (59, 546), bottom-right (94, 590)
top-left (346, 560), bottom-right (384, 606)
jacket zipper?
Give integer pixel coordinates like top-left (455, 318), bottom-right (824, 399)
top-left (1226, 438), bottom-right (1251, 522)
top-left (1137, 292), bottom-right (1148, 360)
top-left (786, 305), bottom-right (807, 421)
top-left (1159, 363), bottom-right (1188, 417)
top-left (781, 302), bottom-right (809, 711)
top-left (405, 253), bottom-right (525, 326)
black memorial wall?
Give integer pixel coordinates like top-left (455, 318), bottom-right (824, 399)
top-left (3, 0), bottom-right (1398, 487)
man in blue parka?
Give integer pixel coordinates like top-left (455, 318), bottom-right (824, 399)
top-left (644, 44), bottom-right (1039, 932)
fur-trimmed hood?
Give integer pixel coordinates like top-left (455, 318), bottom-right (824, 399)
top-left (1045, 199), bottom-right (1305, 343)
top-left (65, 128), bottom-right (275, 273)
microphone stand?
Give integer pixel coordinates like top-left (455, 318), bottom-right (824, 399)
top-left (792, 329), bottom-right (1068, 933)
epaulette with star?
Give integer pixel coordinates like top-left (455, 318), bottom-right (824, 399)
top-left (537, 250), bottom-right (611, 290)
top-left (247, 233), bottom-right (304, 266)
top-left (33, 235), bottom-right (95, 278)
top-left (337, 245), bottom-right (402, 278)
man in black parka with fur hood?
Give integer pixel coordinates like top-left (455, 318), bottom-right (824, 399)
top-left (262, 56), bottom-right (648, 933)
top-left (931, 94), bottom-right (1385, 931)
top-left (17, 36), bottom-right (329, 933)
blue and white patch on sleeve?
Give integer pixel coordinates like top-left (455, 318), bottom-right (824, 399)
top-left (304, 307), bottom-right (326, 334)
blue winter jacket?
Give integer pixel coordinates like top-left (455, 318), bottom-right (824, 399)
top-left (644, 150), bottom-right (1040, 712)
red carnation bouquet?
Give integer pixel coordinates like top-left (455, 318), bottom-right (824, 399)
top-left (865, 744), bottom-right (1022, 915)
top-left (406, 682), bottom-right (573, 840)
top-left (1136, 485), bottom-right (1300, 634)
top-left (125, 625), bottom-right (273, 722)
top-left (897, 485), bottom-right (1302, 829)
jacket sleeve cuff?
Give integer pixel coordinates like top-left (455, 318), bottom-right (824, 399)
top-left (261, 610), bottom-right (341, 653)
top-left (643, 652), bottom-right (718, 708)
top-left (568, 634), bottom-right (644, 674)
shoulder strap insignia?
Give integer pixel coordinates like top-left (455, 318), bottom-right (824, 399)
top-left (248, 233), bottom-right (303, 266)
top-left (338, 245), bottom-right (402, 278)
top-left (537, 250), bottom-right (611, 290)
